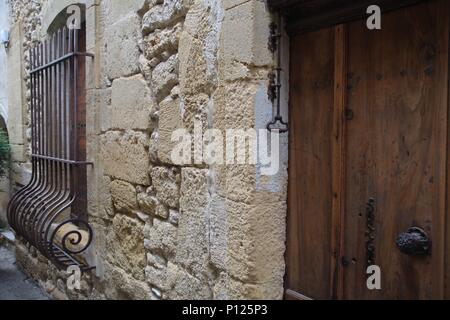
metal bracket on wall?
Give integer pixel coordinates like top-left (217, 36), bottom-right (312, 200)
top-left (267, 17), bottom-right (288, 133)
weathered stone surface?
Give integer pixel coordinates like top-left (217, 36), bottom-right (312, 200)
top-left (11, 162), bottom-right (32, 186)
top-left (106, 214), bottom-right (146, 281)
top-left (7, 22), bottom-right (25, 146)
top-left (85, 88), bottom-right (111, 134)
top-left (145, 262), bottom-right (174, 291)
top-left (137, 190), bottom-right (158, 215)
top-left (222, 199), bottom-right (254, 282)
top-left (103, 262), bottom-right (151, 300)
top-left (10, 144), bottom-right (25, 162)
top-left (144, 218), bottom-right (177, 257)
top-left (149, 130), bottom-right (159, 163)
top-left (101, 130), bottom-right (150, 185)
top-left (143, 22), bottom-right (182, 59)
top-left (158, 96), bottom-right (184, 164)
top-left (209, 195), bottom-right (226, 270)
top-left (166, 264), bottom-right (212, 299)
top-left (155, 202), bottom-right (169, 219)
top-left (147, 252), bottom-right (167, 269)
top-left (168, 209), bottom-right (179, 225)
top-left (87, 175), bottom-right (114, 221)
top-left (136, 211), bottom-right (151, 222)
top-left (142, 0), bottom-right (190, 35)
top-left (213, 272), bottom-right (278, 299)
top-left (178, 1), bottom-right (220, 97)
top-left (151, 54), bottom-right (179, 102)
top-left (219, 0), bottom-right (271, 78)
top-left (15, 242), bottom-right (48, 282)
top-left (105, 0), bottom-right (148, 24)
top-left (110, 74), bottom-right (154, 130)
top-left (105, 14), bottom-right (141, 79)
top-left (251, 191), bottom-right (287, 299)
top-left (176, 168), bottom-right (210, 277)
top-left (180, 168), bottom-right (209, 211)
top-left (150, 166), bottom-right (180, 208)
top-left (110, 179), bottom-right (138, 213)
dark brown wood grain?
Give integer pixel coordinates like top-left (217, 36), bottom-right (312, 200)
top-left (269, 0), bottom-right (428, 35)
top-left (286, 26), bottom-right (336, 300)
top-left (286, 0), bottom-right (450, 299)
top-left (331, 24), bottom-right (347, 300)
top-left (343, 0), bottom-right (448, 299)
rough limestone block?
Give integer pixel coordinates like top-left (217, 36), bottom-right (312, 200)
top-left (223, 199), bottom-right (255, 282)
top-left (166, 263), bottom-right (212, 299)
top-left (101, 131), bottom-right (150, 185)
top-left (11, 162), bottom-right (31, 187)
top-left (176, 168), bottom-right (211, 278)
top-left (10, 144), bottom-right (26, 162)
top-left (157, 96), bottom-right (184, 164)
top-left (144, 218), bottom-right (177, 257)
top-left (155, 202), bottom-right (169, 219)
top-left (106, 214), bottom-right (146, 281)
top-left (142, 0), bottom-right (190, 35)
top-left (100, 176), bottom-right (114, 218)
top-left (178, 1), bottom-right (219, 98)
top-left (146, 252), bottom-right (167, 269)
top-left (180, 168), bottom-right (209, 212)
top-left (7, 22), bottom-right (25, 145)
top-left (103, 261), bottom-right (151, 299)
top-left (209, 195), bottom-right (227, 270)
top-left (105, 0), bottom-right (148, 24)
top-left (219, 0), bottom-right (271, 80)
top-left (105, 14), bottom-right (141, 79)
top-left (145, 262), bottom-right (175, 291)
top-left (151, 54), bottom-right (179, 102)
top-left (150, 166), bottom-right (180, 208)
top-left (110, 179), bottom-right (138, 213)
top-left (213, 272), bottom-right (273, 299)
top-left (137, 190), bottom-right (158, 215)
top-left (110, 74), bottom-right (154, 130)
top-left (143, 22), bottom-right (182, 59)
top-left (250, 192), bottom-right (287, 299)
top-left (85, 88), bottom-right (111, 134)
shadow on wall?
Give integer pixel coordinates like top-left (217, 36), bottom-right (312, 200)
top-left (0, 114), bottom-right (9, 229)
top-left (0, 0), bottom-right (9, 229)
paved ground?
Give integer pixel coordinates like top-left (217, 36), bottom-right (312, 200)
top-left (0, 245), bottom-right (49, 300)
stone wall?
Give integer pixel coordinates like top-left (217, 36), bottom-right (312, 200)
top-left (5, 0), bottom-right (288, 300)
top-left (0, 0), bottom-right (10, 227)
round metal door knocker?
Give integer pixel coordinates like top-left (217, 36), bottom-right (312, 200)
top-left (396, 227), bottom-right (431, 256)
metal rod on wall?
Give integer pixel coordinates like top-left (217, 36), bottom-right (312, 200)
top-left (267, 14), bottom-right (288, 133)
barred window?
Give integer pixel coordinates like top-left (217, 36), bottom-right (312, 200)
top-left (7, 24), bottom-right (94, 271)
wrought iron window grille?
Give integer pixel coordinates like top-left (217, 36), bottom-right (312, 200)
top-left (7, 27), bottom-right (94, 271)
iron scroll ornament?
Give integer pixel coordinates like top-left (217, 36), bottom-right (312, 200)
top-left (396, 227), bottom-right (431, 256)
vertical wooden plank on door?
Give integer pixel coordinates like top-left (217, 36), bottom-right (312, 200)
top-left (330, 24), bottom-right (347, 299)
top-left (446, 0), bottom-right (450, 300)
top-left (286, 27), bottom-right (336, 300)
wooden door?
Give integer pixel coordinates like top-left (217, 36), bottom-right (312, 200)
top-left (286, 0), bottom-right (450, 300)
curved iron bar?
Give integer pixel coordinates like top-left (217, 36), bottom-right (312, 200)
top-left (50, 219), bottom-right (93, 256)
top-left (16, 40), bottom-right (56, 241)
top-left (7, 27), bottom-right (94, 271)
